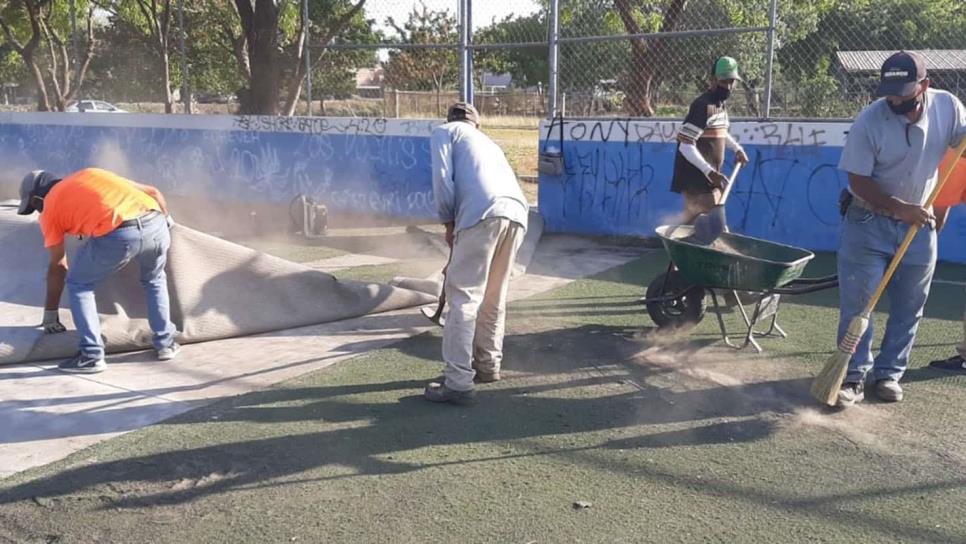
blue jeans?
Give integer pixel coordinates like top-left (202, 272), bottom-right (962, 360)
top-left (837, 205), bottom-right (936, 384)
top-left (66, 214), bottom-right (176, 359)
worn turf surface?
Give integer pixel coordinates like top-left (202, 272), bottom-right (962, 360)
top-left (3, 253), bottom-right (966, 543)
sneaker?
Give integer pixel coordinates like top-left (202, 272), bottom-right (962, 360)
top-left (424, 382), bottom-right (477, 405)
top-left (157, 342), bottom-right (181, 361)
top-left (836, 382), bottom-right (864, 408)
top-left (874, 379), bottom-right (903, 403)
top-left (58, 354), bottom-right (106, 374)
top-left (929, 355), bottom-right (966, 373)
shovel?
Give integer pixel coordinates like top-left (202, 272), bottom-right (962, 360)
top-left (691, 162), bottom-right (743, 245)
top-left (420, 283), bottom-right (446, 327)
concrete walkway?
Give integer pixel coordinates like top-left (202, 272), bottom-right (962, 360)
top-left (0, 235), bottom-right (647, 479)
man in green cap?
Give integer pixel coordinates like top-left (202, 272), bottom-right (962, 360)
top-left (671, 55), bottom-right (749, 224)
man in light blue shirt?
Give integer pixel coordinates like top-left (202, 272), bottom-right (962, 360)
top-left (835, 51), bottom-right (966, 407)
top-left (425, 102), bottom-right (529, 405)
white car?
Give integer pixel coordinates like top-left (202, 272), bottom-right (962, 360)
top-left (65, 100), bottom-right (127, 113)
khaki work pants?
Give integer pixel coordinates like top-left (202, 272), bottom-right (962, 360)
top-left (681, 189), bottom-right (721, 225)
top-left (443, 217), bottom-right (525, 391)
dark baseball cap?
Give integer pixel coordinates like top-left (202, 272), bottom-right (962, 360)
top-left (17, 170), bottom-right (60, 215)
top-left (446, 102), bottom-right (480, 125)
top-left (877, 50), bottom-right (927, 97)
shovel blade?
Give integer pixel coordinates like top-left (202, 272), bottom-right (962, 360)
top-left (690, 205), bottom-right (727, 245)
top-left (420, 306), bottom-right (445, 327)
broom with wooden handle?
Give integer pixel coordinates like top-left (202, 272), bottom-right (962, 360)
top-left (811, 136), bottom-right (966, 406)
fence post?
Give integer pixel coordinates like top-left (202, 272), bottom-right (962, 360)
top-left (763, 0), bottom-right (778, 119)
top-left (459, 0), bottom-right (474, 104)
top-left (178, 0), bottom-right (191, 114)
top-left (547, 0), bottom-right (560, 118)
top-left (303, 0), bottom-right (312, 116)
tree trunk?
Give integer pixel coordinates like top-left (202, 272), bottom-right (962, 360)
top-left (614, 0), bottom-right (688, 117)
top-left (234, 0), bottom-right (281, 115)
top-left (281, 0), bottom-right (367, 116)
top-left (162, 48), bottom-right (174, 113)
top-left (28, 59), bottom-right (52, 112)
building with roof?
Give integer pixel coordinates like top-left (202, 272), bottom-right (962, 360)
top-left (835, 49), bottom-right (966, 98)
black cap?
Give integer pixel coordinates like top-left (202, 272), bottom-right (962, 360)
top-left (877, 50), bottom-right (927, 97)
top-left (17, 170), bottom-right (60, 215)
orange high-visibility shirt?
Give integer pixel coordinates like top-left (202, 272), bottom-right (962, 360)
top-left (39, 168), bottom-right (160, 248)
top-left (935, 149), bottom-right (966, 208)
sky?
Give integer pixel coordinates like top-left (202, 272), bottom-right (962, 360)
top-left (367, 0), bottom-right (542, 32)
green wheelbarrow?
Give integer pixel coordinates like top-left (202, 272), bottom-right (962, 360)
top-left (641, 225), bottom-right (838, 352)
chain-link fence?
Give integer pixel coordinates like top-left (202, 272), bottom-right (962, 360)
top-left (0, 0), bottom-right (963, 118)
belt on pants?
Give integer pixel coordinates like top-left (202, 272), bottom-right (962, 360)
top-left (116, 210), bottom-right (163, 229)
top-left (850, 195), bottom-right (906, 221)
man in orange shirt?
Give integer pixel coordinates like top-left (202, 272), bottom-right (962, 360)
top-left (17, 168), bottom-right (180, 373)
top-left (929, 151), bottom-right (966, 372)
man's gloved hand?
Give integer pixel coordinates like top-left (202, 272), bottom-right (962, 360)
top-left (42, 309), bottom-right (67, 334)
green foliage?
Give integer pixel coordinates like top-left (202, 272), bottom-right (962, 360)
top-left (382, 1), bottom-right (459, 92)
top-left (474, 13), bottom-right (548, 88)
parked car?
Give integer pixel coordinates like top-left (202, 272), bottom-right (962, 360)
top-left (65, 100), bottom-right (127, 113)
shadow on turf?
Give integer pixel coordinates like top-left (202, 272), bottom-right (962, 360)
top-left (3, 326), bottom-right (966, 541)
top-left (0, 325), bottom-right (812, 506)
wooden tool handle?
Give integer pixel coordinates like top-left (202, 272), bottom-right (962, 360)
top-left (718, 162), bottom-right (743, 206)
top-left (860, 136), bottom-right (966, 316)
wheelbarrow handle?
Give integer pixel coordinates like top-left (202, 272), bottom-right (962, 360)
top-left (718, 162), bottom-right (743, 205)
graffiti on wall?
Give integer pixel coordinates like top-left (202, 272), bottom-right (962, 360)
top-left (539, 118), bottom-right (852, 253)
top-left (0, 115), bottom-right (439, 219)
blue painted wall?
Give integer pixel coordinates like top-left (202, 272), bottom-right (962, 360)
top-left (0, 114), bottom-right (440, 220)
top-left (539, 119), bottom-right (966, 264)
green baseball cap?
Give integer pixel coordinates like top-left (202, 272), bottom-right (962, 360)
top-left (713, 56), bottom-right (741, 80)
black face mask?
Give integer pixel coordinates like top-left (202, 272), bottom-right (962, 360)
top-left (711, 85), bottom-right (731, 102)
top-left (888, 92), bottom-right (922, 115)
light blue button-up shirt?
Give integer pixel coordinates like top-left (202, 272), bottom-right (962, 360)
top-left (839, 89), bottom-right (966, 205)
top-left (431, 121), bottom-right (529, 234)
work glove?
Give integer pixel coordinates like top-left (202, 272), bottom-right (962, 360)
top-left (42, 309), bottom-right (67, 334)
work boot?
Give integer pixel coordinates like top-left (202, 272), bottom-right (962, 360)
top-left (836, 381), bottom-right (864, 408)
top-left (424, 382), bottom-right (477, 405)
top-left (58, 354), bottom-right (107, 374)
top-left (472, 364), bottom-right (501, 383)
top-left (874, 379), bottom-right (903, 403)
top-left (929, 355), bottom-right (966, 373)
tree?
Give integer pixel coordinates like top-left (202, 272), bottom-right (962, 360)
top-left (612, 0), bottom-right (688, 117)
top-left (474, 12), bottom-right (548, 89)
top-left (280, 0), bottom-right (367, 116)
top-left (382, 1), bottom-right (458, 115)
top-left (0, 0), bottom-right (96, 111)
top-left (99, 0), bottom-right (178, 112)
top-left (222, 0), bottom-right (368, 115)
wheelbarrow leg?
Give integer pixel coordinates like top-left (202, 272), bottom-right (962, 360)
top-left (709, 290), bottom-right (740, 350)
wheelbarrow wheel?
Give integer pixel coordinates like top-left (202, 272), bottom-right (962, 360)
top-left (645, 272), bottom-right (706, 329)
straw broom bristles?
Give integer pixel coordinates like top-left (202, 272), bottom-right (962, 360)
top-left (810, 315), bottom-right (868, 405)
